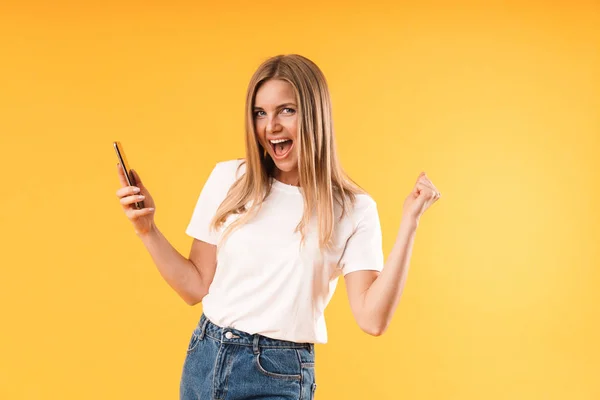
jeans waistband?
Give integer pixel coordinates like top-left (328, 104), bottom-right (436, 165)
top-left (196, 313), bottom-right (314, 353)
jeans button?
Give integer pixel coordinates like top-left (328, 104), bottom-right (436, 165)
top-left (225, 331), bottom-right (233, 339)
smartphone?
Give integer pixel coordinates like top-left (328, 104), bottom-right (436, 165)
top-left (113, 141), bottom-right (145, 210)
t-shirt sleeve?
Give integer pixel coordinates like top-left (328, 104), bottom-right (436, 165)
top-left (339, 200), bottom-right (385, 276)
top-left (185, 163), bottom-right (225, 245)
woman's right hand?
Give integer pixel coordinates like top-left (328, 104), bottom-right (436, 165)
top-left (116, 163), bottom-right (156, 236)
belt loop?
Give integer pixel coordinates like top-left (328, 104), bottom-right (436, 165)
top-left (199, 316), bottom-right (209, 340)
top-left (252, 334), bottom-right (260, 355)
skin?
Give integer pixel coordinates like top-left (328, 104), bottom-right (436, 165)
top-left (253, 79), bottom-right (299, 186)
top-left (344, 172), bottom-right (441, 336)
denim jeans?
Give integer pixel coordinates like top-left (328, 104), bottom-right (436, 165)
top-left (180, 313), bottom-right (317, 400)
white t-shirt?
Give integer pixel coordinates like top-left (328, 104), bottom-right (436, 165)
top-left (185, 159), bottom-right (384, 344)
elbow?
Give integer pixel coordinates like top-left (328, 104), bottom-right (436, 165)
top-left (363, 326), bottom-right (386, 337)
top-left (184, 292), bottom-right (205, 307)
top-left (186, 298), bottom-right (200, 306)
top-left (360, 321), bottom-right (389, 337)
top-left (184, 284), bottom-right (209, 306)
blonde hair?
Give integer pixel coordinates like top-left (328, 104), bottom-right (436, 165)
top-left (210, 54), bottom-right (366, 252)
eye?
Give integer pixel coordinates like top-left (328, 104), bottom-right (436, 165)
top-left (282, 107), bottom-right (296, 114)
top-left (254, 110), bottom-right (266, 118)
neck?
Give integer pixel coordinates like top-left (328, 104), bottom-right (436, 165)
top-left (274, 169), bottom-right (300, 187)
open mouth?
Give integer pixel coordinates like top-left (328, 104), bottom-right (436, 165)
top-left (269, 138), bottom-right (294, 159)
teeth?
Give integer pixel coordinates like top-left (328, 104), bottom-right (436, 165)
top-left (270, 139), bottom-right (290, 144)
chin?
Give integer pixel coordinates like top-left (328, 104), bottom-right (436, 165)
top-left (272, 157), bottom-right (297, 171)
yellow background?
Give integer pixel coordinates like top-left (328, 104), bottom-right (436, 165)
top-left (1, 0), bottom-right (598, 399)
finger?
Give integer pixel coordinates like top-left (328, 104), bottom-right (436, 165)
top-left (420, 183), bottom-right (441, 199)
top-left (416, 182), bottom-right (438, 200)
top-left (120, 194), bottom-right (145, 206)
top-left (417, 177), bottom-right (441, 198)
top-left (417, 172), bottom-right (435, 184)
top-left (415, 178), bottom-right (435, 193)
top-left (116, 185), bottom-right (141, 198)
top-left (419, 180), bottom-right (439, 196)
top-left (416, 173), bottom-right (439, 192)
top-left (126, 207), bottom-right (155, 220)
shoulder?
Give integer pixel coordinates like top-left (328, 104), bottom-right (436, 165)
top-left (210, 158), bottom-right (246, 183)
top-left (348, 192), bottom-right (377, 217)
top-left (337, 192), bottom-right (379, 228)
top-left (353, 193), bottom-right (377, 209)
top-left (196, 158), bottom-right (246, 198)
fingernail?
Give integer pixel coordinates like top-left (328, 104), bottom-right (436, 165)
top-left (133, 187), bottom-right (140, 193)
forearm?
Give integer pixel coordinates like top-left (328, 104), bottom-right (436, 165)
top-left (362, 216), bottom-right (419, 334)
top-left (137, 225), bottom-right (207, 305)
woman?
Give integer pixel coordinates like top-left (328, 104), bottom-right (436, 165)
top-left (115, 54), bottom-right (441, 400)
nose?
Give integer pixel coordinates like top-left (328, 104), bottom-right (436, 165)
top-left (265, 114), bottom-right (281, 135)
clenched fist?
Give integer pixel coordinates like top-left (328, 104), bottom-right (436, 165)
top-left (402, 172), bottom-right (441, 222)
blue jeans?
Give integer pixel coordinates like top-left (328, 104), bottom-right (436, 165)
top-left (180, 313), bottom-right (317, 400)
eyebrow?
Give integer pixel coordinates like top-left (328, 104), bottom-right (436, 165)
top-left (253, 102), bottom-right (297, 110)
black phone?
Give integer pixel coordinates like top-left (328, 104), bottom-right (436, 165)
top-left (113, 141), bottom-right (145, 210)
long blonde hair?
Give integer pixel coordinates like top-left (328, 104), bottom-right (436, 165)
top-left (210, 54), bottom-right (366, 252)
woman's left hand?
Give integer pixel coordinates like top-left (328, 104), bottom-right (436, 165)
top-left (402, 172), bottom-right (441, 222)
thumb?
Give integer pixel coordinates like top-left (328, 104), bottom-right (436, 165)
top-left (414, 182), bottom-right (427, 198)
top-left (411, 182), bottom-right (422, 197)
top-left (131, 169), bottom-right (144, 187)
